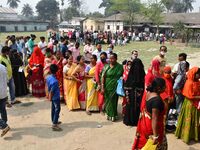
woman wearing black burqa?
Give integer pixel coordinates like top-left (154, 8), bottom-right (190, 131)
top-left (9, 50), bottom-right (29, 97)
top-left (123, 58), bottom-right (145, 126)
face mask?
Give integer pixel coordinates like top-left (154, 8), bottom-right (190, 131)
top-left (101, 58), bottom-right (106, 63)
top-left (160, 51), bottom-right (166, 56)
top-left (164, 73), bottom-right (171, 79)
top-left (108, 48), bottom-right (112, 52)
top-left (46, 52), bottom-right (51, 58)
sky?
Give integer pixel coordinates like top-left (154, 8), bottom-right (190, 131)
top-left (0, 0), bottom-right (200, 15)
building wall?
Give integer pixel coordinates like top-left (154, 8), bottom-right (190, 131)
top-left (0, 22), bottom-right (49, 32)
top-left (104, 21), bottom-right (124, 32)
top-left (83, 19), bottom-right (104, 32)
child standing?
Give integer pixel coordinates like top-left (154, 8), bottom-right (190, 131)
top-left (46, 64), bottom-right (62, 131)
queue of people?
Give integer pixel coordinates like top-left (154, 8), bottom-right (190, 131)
top-left (0, 33), bottom-right (199, 149)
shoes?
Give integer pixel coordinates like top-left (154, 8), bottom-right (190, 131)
top-left (52, 124), bottom-right (62, 131)
top-left (11, 100), bottom-right (21, 105)
top-left (57, 121), bottom-right (62, 125)
top-left (6, 103), bottom-right (12, 108)
top-left (1, 126), bottom-right (10, 137)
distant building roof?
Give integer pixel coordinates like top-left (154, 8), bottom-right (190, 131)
top-left (0, 7), bottom-right (17, 14)
top-left (104, 12), bottom-right (200, 25)
top-left (81, 17), bottom-right (104, 22)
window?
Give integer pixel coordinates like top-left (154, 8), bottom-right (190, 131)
top-left (91, 25), bottom-right (93, 31)
top-left (24, 26), bottom-right (27, 31)
top-left (14, 26), bottom-right (18, 32)
top-left (34, 26), bottom-right (37, 31)
top-left (0, 26), bottom-right (6, 32)
top-left (107, 25), bottom-right (110, 30)
top-left (116, 25), bottom-right (120, 30)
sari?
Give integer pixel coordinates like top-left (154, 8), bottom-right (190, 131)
top-left (29, 47), bottom-right (45, 97)
top-left (86, 66), bottom-right (99, 111)
top-left (53, 57), bottom-right (64, 99)
top-left (95, 61), bottom-right (107, 111)
top-left (175, 67), bottom-right (200, 143)
top-left (102, 63), bottom-right (123, 120)
top-left (63, 63), bottom-right (80, 110)
top-left (76, 65), bottom-right (86, 110)
top-left (132, 96), bottom-right (167, 150)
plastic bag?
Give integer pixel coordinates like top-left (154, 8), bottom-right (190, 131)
top-left (116, 78), bottom-right (125, 97)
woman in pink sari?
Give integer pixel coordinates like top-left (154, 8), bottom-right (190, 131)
top-left (72, 55), bottom-right (86, 109)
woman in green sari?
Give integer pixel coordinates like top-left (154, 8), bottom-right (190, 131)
top-left (101, 53), bottom-right (123, 122)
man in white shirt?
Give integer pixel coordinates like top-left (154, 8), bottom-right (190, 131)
top-left (0, 64), bottom-right (10, 137)
top-left (92, 44), bottom-right (104, 62)
top-left (38, 37), bottom-right (47, 54)
top-left (83, 40), bottom-right (94, 64)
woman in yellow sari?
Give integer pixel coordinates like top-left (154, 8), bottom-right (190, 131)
top-left (85, 55), bottom-right (99, 115)
top-left (63, 55), bottom-right (80, 110)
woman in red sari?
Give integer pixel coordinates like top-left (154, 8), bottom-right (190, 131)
top-left (52, 51), bottom-right (64, 100)
top-left (140, 59), bottom-right (162, 111)
top-left (132, 78), bottom-right (167, 150)
top-left (29, 46), bottom-right (45, 97)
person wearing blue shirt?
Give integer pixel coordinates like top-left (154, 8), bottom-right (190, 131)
top-left (46, 64), bottom-right (62, 131)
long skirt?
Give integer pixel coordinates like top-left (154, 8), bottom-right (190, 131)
top-left (175, 98), bottom-right (200, 143)
top-left (123, 89), bottom-right (142, 126)
top-left (31, 68), bottom-right (45, 97)
top-left (13, 68), bottom-right (29, 97)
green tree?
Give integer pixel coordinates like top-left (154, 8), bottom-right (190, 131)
top-left (62, 7), bottom-right (80, 21)
top-left (68, 0), bottom-right (82, 10)
top-left (99, 0), bottom-right (114, 16)
top-left (172, 0), bottom-right (195, 13)
top-left (143, 0), bottom-right (164, 33)
top-left (110, 0), bottom-right (142, 31)
top-left (7, 0), bottom-right (20, 9)
top-left (36, 0), bottom-right (60, 28)
top-left (21, 4), bottom-right (34, 17)
top-left (161, 0), bottom-right (175, 12)
top-left (174, 21), bottom-right (192, 45)
top-left (86, 11), bottom-right (104, 18)
top-left (182, 0), bottom-right (195, 13)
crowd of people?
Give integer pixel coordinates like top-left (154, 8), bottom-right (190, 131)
top-left (0, 33), bottom-right (199, 150)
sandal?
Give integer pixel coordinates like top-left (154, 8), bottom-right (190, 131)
top-left (1, 126), bottom-right (10, 137)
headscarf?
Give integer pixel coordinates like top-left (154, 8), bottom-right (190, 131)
top-left (123, 60), bottom-right (131, 82)
top-left (124, 58), bottom-right (145, 89)
top-left (29, 46), bottom-right (45, 67)
top-left (182, 67), bottom-right (200, 109)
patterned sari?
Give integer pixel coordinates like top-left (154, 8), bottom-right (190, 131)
top-left (175, 67), bottom-right (200, 143)
top-left (86, 66), bottom-right (99, 111)
top-left (63, 63), bottom-right (80, 110)
top-left (102, 63), bottom-right (123, 120)
top-left (29, 47), bottom-right (45, 97)
top-left (76, 65), bottom-right (86, 110)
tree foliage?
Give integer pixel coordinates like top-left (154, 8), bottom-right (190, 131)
top-left (86, 12), bottom-right (104, 18)
top-left (110, 0), bottom-right (142, 30)
top-left (36, 0), bottom-right (60, 27)
top-left (21, 4), bottom-right (34, 17)
top-left (62, 7), bottom-right (80, 21)
top-left (68, 0), bottom-right (82, 10)
top-left (99, 0), bottom-right (115, 16)
top-left (7, 0), bottom-right (20, 9)
top-left (143, 0), bottom-right (164, 32)
top-left (161, 0), bottom-right (174, 12)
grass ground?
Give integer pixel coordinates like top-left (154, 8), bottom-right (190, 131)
top-left (1, 31), bottom-right (199, 69)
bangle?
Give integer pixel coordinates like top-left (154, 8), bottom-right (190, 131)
top-left (152, 135), bottom-right (159, 140)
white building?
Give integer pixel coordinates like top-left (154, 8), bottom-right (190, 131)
top-left (58, 17), bottom-right (85, 32)
top-left (104, 13), bottom-right (124, 32)
top-left (0, 7), bottom-right (49, 32)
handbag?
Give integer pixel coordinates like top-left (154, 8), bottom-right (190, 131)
top-left (141, 139), bottom-right (158, 150)
top-left (116, 78), bottom-right (125, 97)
